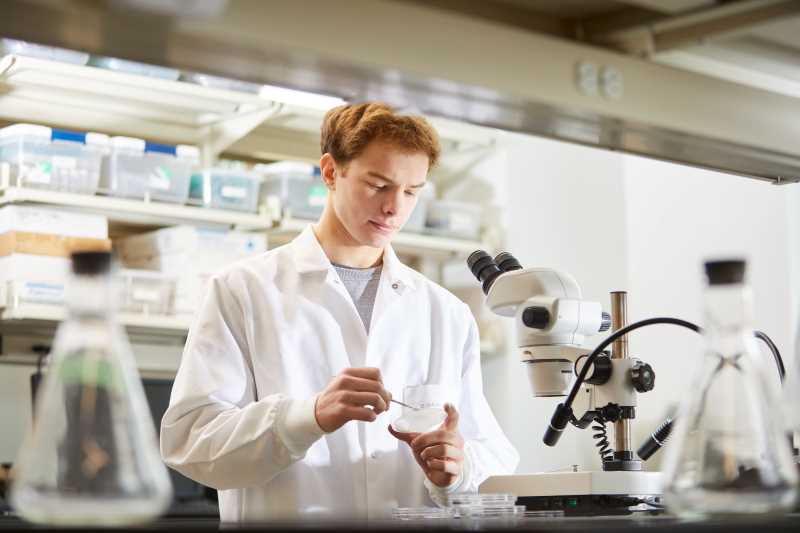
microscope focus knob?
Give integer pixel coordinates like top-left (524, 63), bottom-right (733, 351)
top-left (630, 361), bottom-right (655, 393)
top-left (599, 312), bottom-right (612, 332)
top-left (522, 306), bottom-right (550, 329)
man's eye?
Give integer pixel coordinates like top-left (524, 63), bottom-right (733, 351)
top-left (405, 190), bottom-right (416, 197)
top-left (370, 183), bottom-right (385, 190)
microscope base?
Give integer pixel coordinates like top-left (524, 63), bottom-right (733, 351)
top-left (480, 471), bottom-right (663, 516)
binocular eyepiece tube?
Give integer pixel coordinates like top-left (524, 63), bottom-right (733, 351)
top-left (467, 250), bottom-right (523, 295)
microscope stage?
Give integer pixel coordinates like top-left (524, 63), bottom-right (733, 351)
top-left (480, 471), bottom-right (663, 516)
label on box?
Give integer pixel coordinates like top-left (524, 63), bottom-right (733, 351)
top-left (221, 186), bottom-right (247, 199)
top-left (149, 167), bottom-right (173, 190)
top-left (132, 288), bottom-right (160, 303)
top-left (18, 281), bottom-right (64, 304)
top-left (52, 156), bottom-right (77, 170)
top-left (25, 162), bottom-right (52, 184)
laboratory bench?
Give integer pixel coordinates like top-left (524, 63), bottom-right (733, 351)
top-left (2, 514), bottom-right (800, 532)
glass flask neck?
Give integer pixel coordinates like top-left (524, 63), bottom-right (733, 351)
top-left (703, 282), bottom-right (754, 359)
top-left (65, 272), bottom-right (115, 318)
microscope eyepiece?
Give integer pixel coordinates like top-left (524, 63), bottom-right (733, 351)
top-left (467, 250), bottom-right (503, 295)
top-left (494, 252), bottom-right (522, 273)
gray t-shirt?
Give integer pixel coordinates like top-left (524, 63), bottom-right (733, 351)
top-left (332, 262), bottom-right (382, 333)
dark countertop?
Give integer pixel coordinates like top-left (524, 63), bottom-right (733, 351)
top-left (2, 514), bottom-right (800, 532)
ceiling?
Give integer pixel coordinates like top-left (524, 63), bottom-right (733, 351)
top-left (414, 0), bottom-right (800, 99)
top-left (1, 0), bottom-right (799, 183)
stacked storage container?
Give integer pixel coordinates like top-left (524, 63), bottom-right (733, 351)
top-left (101, 137), bottom-right (198, 203)
top-left (0, 124), bottom-right (109, 194)
top-left (189, 164), bottom-right (263, 213)
top-left (256, 162), bottom-right (327, 220)
top-left (115, 226), bottom-right (267, 316)
top-left (0, 206), bottom-right (110, 305)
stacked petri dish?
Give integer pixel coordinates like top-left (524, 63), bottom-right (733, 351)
top-left (446, 493), bottom-right (526, 528)
top-left (391, 506), bottom-right (454, 524)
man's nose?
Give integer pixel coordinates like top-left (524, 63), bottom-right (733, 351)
top-left (382, 189), bottom-right (404, 216)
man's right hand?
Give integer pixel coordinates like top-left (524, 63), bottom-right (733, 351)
top-left (314, 367), bottom-right (393, 433)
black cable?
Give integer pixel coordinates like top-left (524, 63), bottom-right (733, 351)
top-left (565, 317), bottom-right (700, 407)
top-left (755, 330), bottom-right (785, 382)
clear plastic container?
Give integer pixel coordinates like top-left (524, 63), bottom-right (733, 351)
top-left (0, 38), bottom-right (89, 65)
top-left (119, 269), bottom-right (176, 315)
top-left (391, 506), bottom-right (453, 522)
top-left (426, 200), bottom-right (482, 240)
top-left (180, 72), bottom-right (261, 94)
top-left (256, 161), bottom-right (327, 220)
top-left (88, 56), bottom-right (180, 81)
top-left (189, 167), bottom-right (263, 212)
top-left (402, 182), bottom-right (435, 234)
top-left (0, 124), bottom-right (108, 194)
top-left (101, 137), bottom-right (197, 204)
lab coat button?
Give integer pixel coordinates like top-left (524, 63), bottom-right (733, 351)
top-left (392, 283), bottom-right (399, 290)
top-left (370, 451), bottom-right (381, 460)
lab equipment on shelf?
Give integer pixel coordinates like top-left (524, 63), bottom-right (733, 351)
top-left (402, 182), bottom-right (435, 234)
top-left (118, 269), bottom-right (176, 316)
top-left (0, 124), bottom-right (108, 194)
top-left (88, 56), bottom-right (180, 80)
top-left (256, 161), bottom-right (327, 220)
top-left (101, 137), bottom-right (198, 204)
top-left (189, 166), bottom-right (263, 213)
top-left (426, 199), bottom-right (482, 240)
top-left (0, 38), bottom-right (89, 65)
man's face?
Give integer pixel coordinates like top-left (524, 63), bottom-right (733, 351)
top-left (328, 140), bottom-right (429, 248)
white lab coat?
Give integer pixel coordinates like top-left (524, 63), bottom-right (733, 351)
top-left (160, 226), bottom-right (519, 522)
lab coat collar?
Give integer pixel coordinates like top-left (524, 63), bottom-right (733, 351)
top-left (290, 225), bottom-right (417, 291)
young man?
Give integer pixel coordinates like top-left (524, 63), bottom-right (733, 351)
top-left (160, 102), bottom-right (518, 522)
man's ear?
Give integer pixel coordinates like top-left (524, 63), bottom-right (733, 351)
top-left (320, 153), bottom-right (338, 191)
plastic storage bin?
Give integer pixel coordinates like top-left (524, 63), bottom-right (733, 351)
top-left (426, 200), bottom-right (482, 240)
top-left (119, 269), bottom-right (176, 315)
top-left (101, 137), bottom-right (197, 204)
top-left (88, 56), bottom-right (181, 81)
top-left (0, 124), bottom-right (108, 194)
top-left (257, 162), bottom-right (327, 220)
top-left (0, 38), bottom-right (89, 65)
top-left (189, 167), bottom-right (263, 213)
top-left (402, 182), bottom-right (435, 234)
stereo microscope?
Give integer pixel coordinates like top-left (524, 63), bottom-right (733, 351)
top-left (467, 250), bottom-right (663, 516)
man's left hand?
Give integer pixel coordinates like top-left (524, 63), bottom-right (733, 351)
top-left (388, 403), bottom-right (464, 488)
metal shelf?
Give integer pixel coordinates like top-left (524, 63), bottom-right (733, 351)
top-left (0, 171), bottom-right (273, 230)
top-left (0, 55), bottom-right (496, 163)
top-left (267, 218), bottom-right (483, 260)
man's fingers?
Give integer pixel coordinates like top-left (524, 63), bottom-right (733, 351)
top-left (419, 443), bottom-right (464, 462)
top-left (425, 458), bottom-right (460, 475)
top-left (388, 424), bottom-right (418, 444)
top-left (411, 430), bottom-right (464, 453)
top-left (337, 375), bottom-right (392, 406)
top-left (342, 367), bottom-right (383, 382)
top-left (343, 406), bottom-right (377, 423)
top-left (442, 403), bottom-right (459, 432)
top-left (342, 391), bottom-right (388, 413)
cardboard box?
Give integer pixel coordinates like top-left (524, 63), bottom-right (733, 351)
top-left (115, 225), bottom-right (266, 262)
top-left (0, 206), bottom-right (108, 239)
top-left (0, 232), bottom-right (111, 257)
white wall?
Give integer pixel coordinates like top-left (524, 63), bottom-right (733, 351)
top-left (495, 133), bottom-right (629, 473)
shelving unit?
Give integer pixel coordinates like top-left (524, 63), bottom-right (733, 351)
top-left (0, 53), bottom-right (500, 355)
top-left (268, 218), bottom-right (483, 261)
top-left (0, 169), bottom-right (274, 230)
top-left (0, 281), bottom-right (191, 340)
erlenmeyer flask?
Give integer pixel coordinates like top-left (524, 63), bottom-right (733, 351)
top-left (11, 251), bottom-right (172, 525)
top-left (662, 260), bottom-right (797, 517)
